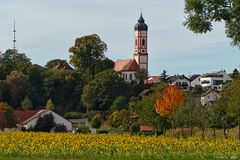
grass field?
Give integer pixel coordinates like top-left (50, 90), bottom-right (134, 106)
top-left (0, 132), bottom-right (240, 160)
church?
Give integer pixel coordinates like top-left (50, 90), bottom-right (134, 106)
top-left (114, 13), bottom-right (149, 83)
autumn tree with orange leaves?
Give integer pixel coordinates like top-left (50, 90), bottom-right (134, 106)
top-left (155, 85), bottom-right (185, 117)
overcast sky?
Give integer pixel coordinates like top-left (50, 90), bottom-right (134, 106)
top-left (0, 0), bottom-right (239, 76)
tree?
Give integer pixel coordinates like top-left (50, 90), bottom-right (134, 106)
top-left (34, 113), bottom-right (55, 132)
top-left (160, 69), bottom-right (169, 82)
top-left (174, 95), bottom-right (198, 137)
top-left (224, 79), bottom-right (240, 139)
top-left (108, 109), bottom-right (130, 130)
top-left (184, 0), bottom-right (240, 47)
top-left (46, 99), bottom-right (54, 110)
top-left (135, 69), bottom-right (147, 84)
top-left (155, 86), bottom-right (185, 117)
top-left (0, 49), bottom-right (31, 77)
top-left (232, 68), bottom-right (239, 79)
top-left (81, 69), bottom-right (130, 111)
top-left (4, 71), bottom-right (33, 108)
top-left (69, 34), bottom-right (107, 79)
top-left (111, 96), bottom-right (129, 111)
top-left (209, 98), bottom-right (237, 138)
top-left (90, 114), bottom-right (101, 129)
top-left (21, 96), bottom-right (33, 110)
top-left (0, 102), bottom-right (16, 130)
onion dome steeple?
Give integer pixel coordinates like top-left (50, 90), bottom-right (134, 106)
top-left (134, 13), bottom-right (148, 31)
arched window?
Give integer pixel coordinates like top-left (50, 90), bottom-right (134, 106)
top-left (135, 39), bottom-right (137, 46)
top-left (142, 39), bottom-right (145, 47)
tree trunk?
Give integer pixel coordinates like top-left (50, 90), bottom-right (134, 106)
top-left (201, 128), bottom-right (205, 139)
top-left (224, 128), bottom-right (227, 138)
top-left (213, 128), bottom-right (216, 138)
top-left (181, 127), bottom-right (184, 137)
top-left (238, 118), bottom-right (240, 140)
top-left (190, 127), bottom-right (193, 137)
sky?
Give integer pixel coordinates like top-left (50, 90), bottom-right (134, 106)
top-left (0, 0), bottom-right (239, 76)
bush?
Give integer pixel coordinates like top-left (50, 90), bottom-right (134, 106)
top-left (130, 123), bottom-right (140, 134)
top-left (76, 126), bottom-right (89, 134)
top-left (34, 113), bottom-right (55, 132)
top-left (91, 114), bottom-right (101, 129)
top-left (54, 124), bottom-right (67, 132)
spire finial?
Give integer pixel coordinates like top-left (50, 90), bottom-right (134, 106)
top-left (13, 19), bottom-right (17, 50)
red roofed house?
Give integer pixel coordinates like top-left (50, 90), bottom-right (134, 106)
top-left (14, 109), bottom-right (72, 131)
top-left (114, 13), bottom-right (149, 82)
top-left (147, 76), bottom-right (161, 84)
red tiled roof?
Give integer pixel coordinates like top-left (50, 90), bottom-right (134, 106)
top-left (140, 125), bottom-right (155, 132)
top-left (114, 59), bottom-right (139, 72)
top-left (14, 109), bottom-right (50, 125)
top-left (54, 62), bottom-right (73, 70)
top-left (14, 110), bottom-right (39, 124)
top-left (147, 76), bottom-right (160, 84)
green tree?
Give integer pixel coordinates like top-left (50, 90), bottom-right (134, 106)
top-left (232, 68), bottom-right (239, 79)
top-left (90, 114), bottom-right (101, 129)
top-left (209, 98), bottom-right (237, 138)
top-left (46, 99), bottom-right (54, 110)
top-left (184, 0), bottom-right (240, 47)
top-left (4, 71), bottom-right (33, 108)
top-left (160, 69), bottom-right (168, 82)
top-left (21, 96), bottom-right (33, 110)
top-left (0, 49), bottom-right (31, 77)
top-left (69, 34), bottom-right (107, 79)
top-left (81, 69), bottom-right (130, 111)
top-left (109, 109), bottom-right (130, 130)
top-left (111, 96), bottom-right (129, 111)
top-left (0, 102), bottom-right (16, 130)
top-left (224, 79), bottom-right (240, 139)
top-left (34, 113), bottom-right (55, 132)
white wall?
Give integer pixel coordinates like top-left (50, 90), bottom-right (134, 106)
top-left (25, 110), bottom-right (72, 131)
top-left (190, 76), bottom-right (201, 87)
top-left (201, 91), bottom-right (221, 106)
top-left (121, 71), bottom-right (136, 82)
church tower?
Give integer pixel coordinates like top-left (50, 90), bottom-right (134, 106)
top-left (134, 13), bottom-right (148, 73)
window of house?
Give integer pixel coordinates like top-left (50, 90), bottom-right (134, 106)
top-left (129, 73), bottom-right (132, 80)
top-left (125, 74), bottom-right (128, 80)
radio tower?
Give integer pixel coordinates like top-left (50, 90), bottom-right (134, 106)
top-left (13, 19), bottom-right (17, 50)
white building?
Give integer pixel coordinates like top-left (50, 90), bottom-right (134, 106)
top-left (200, 70), bottom-right (232, 91)
top-left (168, 75), bottom-right (191, 91)
top-left (189, 74), bottom-right (202, 88)
top-left (201, 90), bottom-right (221, 106)
top-left (14, 109), bottom-right (72, 131)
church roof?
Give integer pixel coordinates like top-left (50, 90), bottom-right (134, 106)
top-left (134, 13), bottom-right (148, 31)
top-left (114, 59), bottom-right (139, 72)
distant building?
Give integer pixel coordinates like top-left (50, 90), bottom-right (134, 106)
top-left (147, 76), bottom-right (161, 84)
top-left (14, 109), bottom-right (72, 131)
top-left (189, 74), bottom-right (202, 88)
top-left (200, 70), bottom-right (232, 91)
top-left (114, 13), bottom-right (149, 82)
top-left (201, 90), bottom-right (221, 106)
top-left (168, 75), bottom-right (190, 91)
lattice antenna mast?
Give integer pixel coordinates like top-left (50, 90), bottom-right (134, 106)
top-left (13, 19), bottom-right (17, 50)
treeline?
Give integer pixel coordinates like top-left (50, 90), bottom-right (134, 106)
top-left (0, 34), bottom-right (147, 114)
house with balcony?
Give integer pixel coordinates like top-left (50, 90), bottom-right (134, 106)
top-left (167, 75), bottom-right (190, 91)
top-left (200, 70), bottom-right (232, 91)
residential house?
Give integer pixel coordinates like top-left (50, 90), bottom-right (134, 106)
top-left (147, 76), bottom-right (161, 84)
top-left (189, 74), bottom-right (202, 88)
top-left (14, 109), bottom-right (72, 131)
top-left (168, 75), bottom-right (191, 91)
top-left (201, 90), bottom-right (221, 106)
top-left (200, 70), bottom-right (232, 91)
